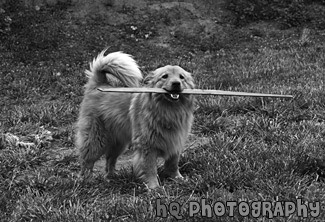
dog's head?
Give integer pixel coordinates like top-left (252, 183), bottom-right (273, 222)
top-left (145, 65), bottom-right (195, 103)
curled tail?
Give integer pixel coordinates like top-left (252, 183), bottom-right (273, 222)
top-left (85, 50), bottom-right (142, 90)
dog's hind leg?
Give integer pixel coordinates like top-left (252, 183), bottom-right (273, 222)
top-left (79, 142), bottom-right (105, 179)
top-left (78, 142), bottom-right (105, 179)
top-left (77, 119), bottom-right (107, 179)
top-left (163, 154), bottom-right (183, 179)
top-left (105, 153), bottom-right (118, 178)
top-left (133, 148), bottom-right (160, 189)
top-left (104, 142), bottom-right (128, 179)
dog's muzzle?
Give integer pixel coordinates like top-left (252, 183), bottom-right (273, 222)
top-left (164, 82), bottom-right (182, 101)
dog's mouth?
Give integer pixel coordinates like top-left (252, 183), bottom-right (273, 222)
top-left (163, 89), bottom-right (181, 101)
top-left (168, 93), bottom-right (180, 100)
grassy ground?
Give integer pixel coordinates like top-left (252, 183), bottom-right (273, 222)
top-left (1, 3), bottom-right (325, 221)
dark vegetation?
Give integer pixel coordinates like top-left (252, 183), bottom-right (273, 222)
top-left (227, 0), bottom-right (325, 28)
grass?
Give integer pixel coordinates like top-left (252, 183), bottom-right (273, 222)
top-left (1, 3), bottom-right (325, 221)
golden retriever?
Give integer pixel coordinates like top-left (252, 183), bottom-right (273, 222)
top-left (76, 50), bottom-right (195, 189)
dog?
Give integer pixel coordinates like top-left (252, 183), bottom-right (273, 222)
top-left (76, 50), bottom-right (195, 189)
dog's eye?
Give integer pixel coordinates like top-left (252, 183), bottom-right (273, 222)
top-left (162, 74), bottom-right (168, 79)
top-left (180, 74), bottom-right (185, 79)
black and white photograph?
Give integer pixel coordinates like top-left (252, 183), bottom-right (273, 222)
top-left (0, 0), bottom-right (325, 221)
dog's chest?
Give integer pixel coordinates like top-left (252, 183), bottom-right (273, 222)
top-left (159, 119), bottom-right (178, 131)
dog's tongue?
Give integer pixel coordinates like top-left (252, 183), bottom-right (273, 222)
top-left (171, 94), bottom-right (179, 99)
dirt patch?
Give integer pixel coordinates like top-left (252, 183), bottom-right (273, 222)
top-left (14, 0), bottom-right (232, 50)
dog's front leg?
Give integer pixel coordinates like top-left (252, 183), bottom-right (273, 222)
top-left (133, 148), bottom-right (160, 189)
top-left (79, 159), bottom-right (95, 179)
top-left (163, 154), bottom-right (183, 179)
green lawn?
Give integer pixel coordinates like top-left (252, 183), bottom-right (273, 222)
top-left (0, 3), bottom-right (325, 221)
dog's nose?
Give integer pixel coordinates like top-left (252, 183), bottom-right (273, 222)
top-left (171, 82), bottom-right (181, 91)
top-left (172, 82), bottom-right (181, 88)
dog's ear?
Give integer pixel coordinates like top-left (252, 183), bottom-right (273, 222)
top-left (143, 72), bottom-right (155, 84)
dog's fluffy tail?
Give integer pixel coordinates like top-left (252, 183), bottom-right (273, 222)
top-left (85, 50), bottom-right (142, 89)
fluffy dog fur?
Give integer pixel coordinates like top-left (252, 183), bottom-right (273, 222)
top-left (76, 50), bottom-right (195, 189)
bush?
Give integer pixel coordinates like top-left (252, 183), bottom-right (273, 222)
top-left (226, 0), bottom-right (311, 28)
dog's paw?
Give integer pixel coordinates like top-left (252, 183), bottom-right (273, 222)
top-left (165, 170), bottom-right (184, 180)
top-left (174, 174), bottom-right (188, 183)
top-left (144, 184), bottom-right (166, 196)
top-left (175, 173), bottom-right (184, 179)
top-left (78, 169), bottom-right (94, 182)
top-left (147, 185), bottom-right (166, 195)
top-left (104, 173), bottom-right (116, 183)
top-left (146, 181), bottom-right (160, 190)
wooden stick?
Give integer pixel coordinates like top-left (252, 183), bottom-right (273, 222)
top-left (98, 87), bottom-right (293, 98)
